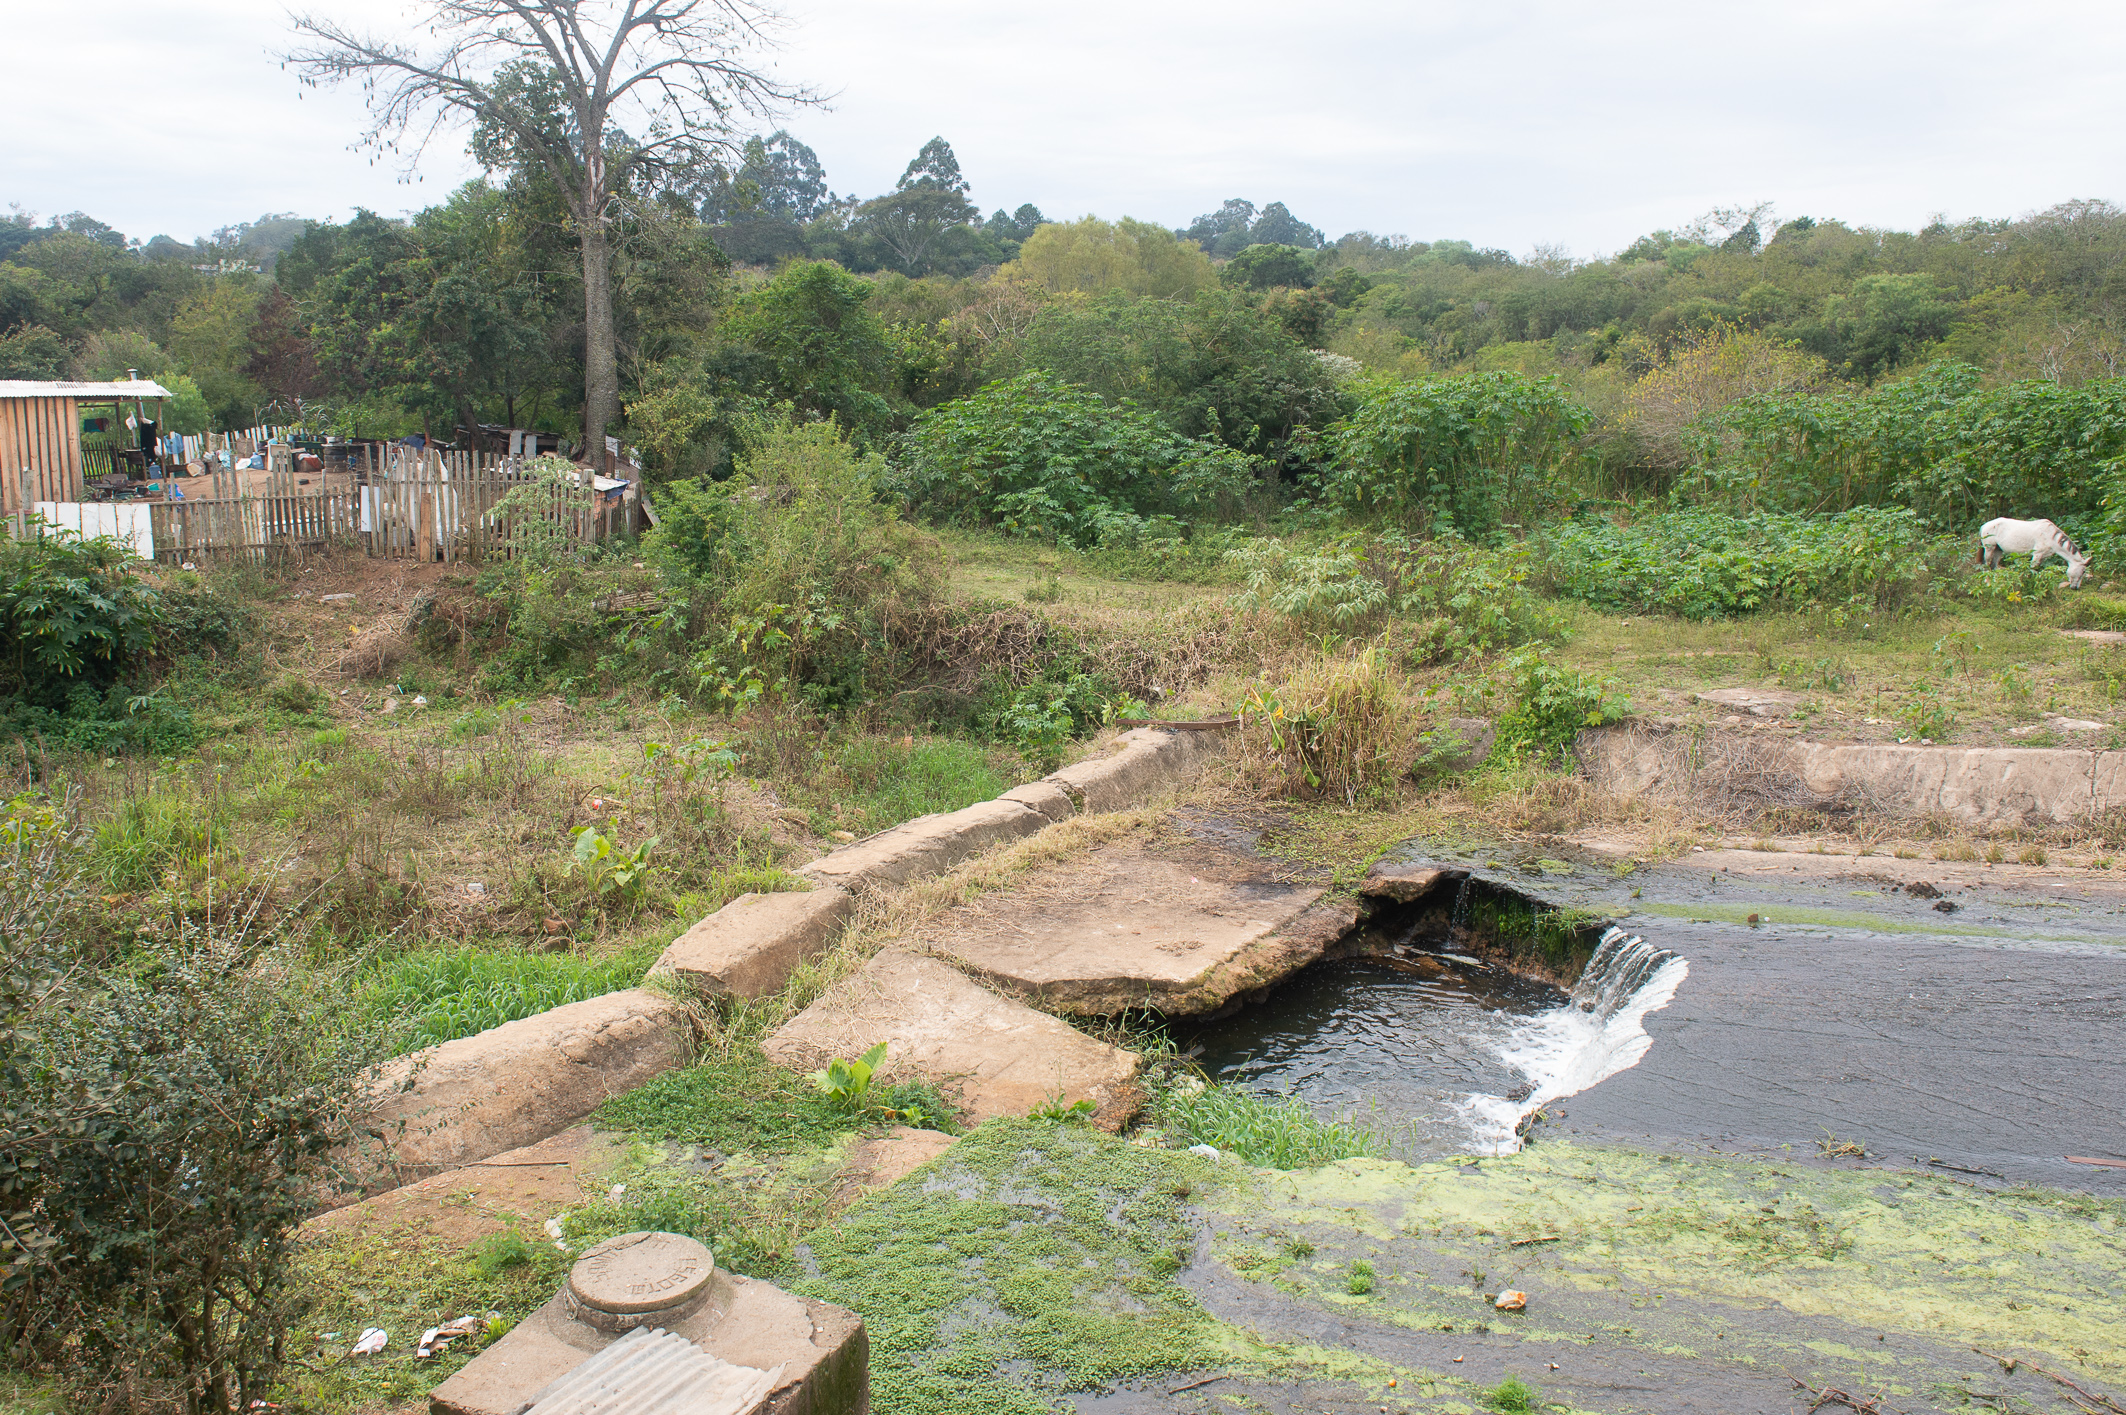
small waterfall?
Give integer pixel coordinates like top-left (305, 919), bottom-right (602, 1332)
top-left (1571, 928), bottom-right (1683, 1018)
top-left (1461, 924), bottom-right (1690, 1154)
top-left (1447, 871), bottom-right (1475, 942)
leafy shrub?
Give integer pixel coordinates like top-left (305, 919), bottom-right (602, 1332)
top-left (1493, 649), bottom-right (1631, 761)
top-left (3, 823), bottom-right (377, 1412)
top-left (1484, 1376), bottom-right (1539, 1412)
top-left (1157, 1082), bottom-right (1386, 1168)
top-left (0, 526), bottom-right (163, 705)
top-left (659, 420), bottom-right (945, 711)
top-left (1345, 1259), bottom-right (1377, 1295)
top-left (1235, 649), bottom-right (1419, 805)
top-left (1321, 372), bottom-right (1592, 539)
top-left (893, 372), bottom-right (1257, 548)
top-left (1535, 506), bottom-right (1948, 620)
top-left (1227, 534), bottom-right (1562, 658)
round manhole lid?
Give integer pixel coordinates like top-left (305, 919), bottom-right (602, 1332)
top-left (567, 1232), bottom-right (715, 1316)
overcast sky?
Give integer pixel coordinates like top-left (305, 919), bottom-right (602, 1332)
top-left (6, 0), bottom-right (2123, 257)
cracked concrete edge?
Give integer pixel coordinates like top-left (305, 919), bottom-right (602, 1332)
top-left (345, 726), bottom-right (1227, 1192)
top-left (1579, 721), bottom-right (2126, 827)
top-left (340, 988), bottom-right (696, 1201)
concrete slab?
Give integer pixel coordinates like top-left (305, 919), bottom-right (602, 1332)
top-left (431, 1268), bottom-right (866, 1415)
top-left (911, 842), bottom-right (1336, 1014)
top-left (761, 950), bottom-right (1141, 1125)
top-left (655, 887), bottom-right (854, 1000)
top-left (1045, 726), bottom-right (1218, 813)
top-left (351, 988), bottom-right (691, 1193)
top-left (799, 798), bottom-right (1048, 893)
top-left (309, 1124), bottom-right (624, 1240)
top-left (996, 779), bottom-right (1075, 823)
top-left (843, 1125), bottom-right (959, 1191)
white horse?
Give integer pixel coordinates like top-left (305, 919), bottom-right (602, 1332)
top-left (1979, 517), bottom-right (2090, 588)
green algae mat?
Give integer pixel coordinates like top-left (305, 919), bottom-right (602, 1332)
top-left (793, 1123), bottom-right (2126, 1414)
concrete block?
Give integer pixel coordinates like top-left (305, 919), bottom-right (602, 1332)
top-left (430, 1266), bottom-right (866, 1415)
top-left (799, 798), bottom-right (1048, 892)
top-left (916, 843), bottom-right (1331, 1015)
top-left (763, 950), bottom-right (1140, 1125)
top-left (355, 989), bottom-right (691, 1190)
top-left (656, 888), bottom-right (855, 999)
top-left (1044, 726), bottom-right (1220, 814)
top-left (996, 779), bottom-right (1076, 823)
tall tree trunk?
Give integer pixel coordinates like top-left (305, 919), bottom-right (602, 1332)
top-left (580, 209), bottom-right (619, 465)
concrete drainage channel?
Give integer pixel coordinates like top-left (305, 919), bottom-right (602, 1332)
top-left (333, 726), bottom-right (2126, 1413)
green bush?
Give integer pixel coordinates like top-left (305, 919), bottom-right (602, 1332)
top-left (3, 817), bottom-right (377, 1413)
top-left (0, 526), bottom-right (163, 706)
top-left (1321, 372), bottom-right (1592, 539)
top-left (892, 372), bottom-right (1257, 548)
top-left (1535, 506), bottom-right (1949, 620)
top-left (1493, 649), bottom-right (1631, 760)
top-left (656, 420), bottom-right (945, 712)
top-left (1227, 534), bottom-right (1563, 658)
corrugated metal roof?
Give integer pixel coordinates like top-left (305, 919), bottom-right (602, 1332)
top-left (520, 1327), bottom-right (782, 1415)
top-left (0, 380), bottom-right (175, 399)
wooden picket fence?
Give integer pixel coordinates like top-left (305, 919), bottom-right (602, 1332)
top-left (143, 446), bottom-right (622, 564)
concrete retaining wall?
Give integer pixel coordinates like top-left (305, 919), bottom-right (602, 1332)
top-left (349, 988), bottom-right (693, 1196)
top-left (351, 725), bottom-right (1225, 1179)
top-left (1580, 722), bottom-right (2126, 827)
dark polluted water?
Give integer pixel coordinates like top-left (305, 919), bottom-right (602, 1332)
top-left (1175, 928), bottom-right (1689, 1160)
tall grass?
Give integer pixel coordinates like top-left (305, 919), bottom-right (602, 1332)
top-left (794, 734), bottom-right (1018, 838)
top-left (1236, 648), bottom-right (1419, 805)
top-left (1159, 1083), bottom-right (1387, 1168)
top-left (358, 943), bottom-right (661, 1053)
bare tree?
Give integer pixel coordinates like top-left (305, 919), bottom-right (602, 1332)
top-left (283, 0), bottom-right (816, 458)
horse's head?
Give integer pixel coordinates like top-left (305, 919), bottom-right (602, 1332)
top-left (2067, 542), bottom-right (2091, 588)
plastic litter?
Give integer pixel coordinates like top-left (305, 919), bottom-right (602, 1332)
top-left (416, 1313), bottom-right (484, 1358)
top-left (1186, 1144), bottom-right (1220, 1159)
top-left (1495, 1289), bottom-right (1528, 1311)
top-left (350, 1327), bottom-right (388, 1356)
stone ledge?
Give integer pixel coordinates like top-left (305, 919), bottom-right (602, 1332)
top-left (655, 887), bottom-right (855, 1000)
top-left (798, 797), bottom-right (1049, 892)
top-left (762, 950), bottom-right (1140, 1126)
top-left (349, 989), bottom-right (692, 1195)
top-left (1044, 726), bottom-right (1219, 814)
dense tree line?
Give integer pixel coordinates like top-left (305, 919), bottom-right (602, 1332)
top-left (4, 148), bottom-right (2123, 503)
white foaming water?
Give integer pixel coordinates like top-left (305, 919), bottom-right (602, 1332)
top-left (1458, 927), bottom-right (1689, 1153)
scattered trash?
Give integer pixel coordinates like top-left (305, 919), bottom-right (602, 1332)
top-left (1691, 845), bottom-right (1705, 853)
top-left (350, 1327), bottom-right (388, 1356)
top-left (544, 1217), bottom-right (566, 1239)
top-left (321, 592), bottom-right (355, 603)
top-left (465, 881), bottom-right (487, 895)
top-left (416, 1313), bottom-right (484, 1359)
top-left (1186, 1144), bottom-right (1221, 1159)
top-left (1494, 1289), bottom-right (1527, 1312)
top-left (180, 561), bottom-right (198, 571)
top-left (412, 694), bottom-right (428, 707)
top-left (609, 1183), bottom-right (627, 1199)
top-left (1452, 1355), bottom-right (1464, 1363)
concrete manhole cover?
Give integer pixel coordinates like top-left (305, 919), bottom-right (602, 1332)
top-left (567, 1232), bottom-right (716, 1331)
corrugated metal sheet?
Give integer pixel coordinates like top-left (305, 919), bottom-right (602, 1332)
top-left (520, 1326), bottom-right (783, 1415)
top-left (0, 380), bottom-right (175, 399)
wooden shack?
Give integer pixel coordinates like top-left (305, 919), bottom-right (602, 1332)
top-left (0, 378), bottom-right (172, 514)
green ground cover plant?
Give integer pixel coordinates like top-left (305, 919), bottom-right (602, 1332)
top-left (1157, 1081), bottom-right (1387, 1168)
top-left (794, 1120), bottom-right (1217, 1415)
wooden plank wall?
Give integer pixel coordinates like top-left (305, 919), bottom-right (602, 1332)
top-left (0, 396), bottom-right (82, 513)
